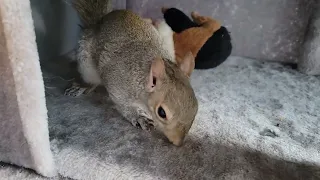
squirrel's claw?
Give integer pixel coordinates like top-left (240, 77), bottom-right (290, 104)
top-left (132, 117), bottom-right (154, 131)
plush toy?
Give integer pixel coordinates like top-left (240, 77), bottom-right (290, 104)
top-left (162, 7), bottom-right (232, 70)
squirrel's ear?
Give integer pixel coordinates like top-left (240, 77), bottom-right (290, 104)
top-left (146, 57), bottom-right (165, 92)
top-left (179, 52), bottom-right (195, 77)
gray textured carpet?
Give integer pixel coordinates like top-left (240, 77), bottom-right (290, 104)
top-left (1, 56), bottom-right (320, 180)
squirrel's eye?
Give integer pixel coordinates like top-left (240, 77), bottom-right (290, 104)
top-left (157, 106), bottom-right (167, 119)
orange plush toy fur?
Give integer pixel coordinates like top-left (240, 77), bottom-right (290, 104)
top-left (146, 8), bottom-right (221, 77)
top-left (170, 10), bottom-right (221, 76)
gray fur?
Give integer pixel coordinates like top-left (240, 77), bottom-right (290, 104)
top-left (72, 0), bottom-right (198, 145)
top-left (72, 0), bottom-right (112, 27)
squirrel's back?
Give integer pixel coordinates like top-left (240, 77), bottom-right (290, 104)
top-left (98, 10), bottom-right (161, 44)
top-left (73, 0), bottom-right (157, 40)
top-left (73, 0), bottom-right (171, 61)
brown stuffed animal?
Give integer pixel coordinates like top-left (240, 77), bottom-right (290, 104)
top-left (145, 9), bottom-right (221, 77)
top-left (171, 10), bottom-right (221, 76)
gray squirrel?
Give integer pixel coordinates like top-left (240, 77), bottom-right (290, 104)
top-left (66, 0), bottom-right (198, 146)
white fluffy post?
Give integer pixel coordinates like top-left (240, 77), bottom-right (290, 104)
top-left (0, 0), bottom-right (56, 177)
top-left (299, 1), bottom-right (320, 75)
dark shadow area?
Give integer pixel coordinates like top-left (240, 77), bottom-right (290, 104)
top-left (30, 0), bottom-right (80, 63)
top-left (0, 162), bottom-right (75, 180)
top-left (41, 57), bottom-right (320, 180)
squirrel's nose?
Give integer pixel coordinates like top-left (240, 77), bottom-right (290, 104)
top-left (163, 128), bottom-right (185, 146)
top-left (167, 134), bottom-right (185, 146)
top-left (171, 138), bottom-right (184, 146)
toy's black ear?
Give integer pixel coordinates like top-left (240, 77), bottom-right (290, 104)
top-left (162, 7), bottom-right (198, 33)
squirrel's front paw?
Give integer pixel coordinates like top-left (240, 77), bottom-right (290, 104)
top-left (64, 82), bottom-right (98, 97)
top-left (64, 82), bottom-right (87, 97)
top-left (131, 117), bottom-right (154, 131)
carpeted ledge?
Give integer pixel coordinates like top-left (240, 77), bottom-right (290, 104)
top-left (1, 56), bottom-right (320, 180)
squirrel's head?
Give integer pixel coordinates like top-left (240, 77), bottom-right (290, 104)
top-left (146, 52), bottom-right (198, 146)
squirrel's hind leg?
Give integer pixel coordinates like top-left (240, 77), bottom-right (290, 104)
top-left (65, 39), bottom-right (101, 97)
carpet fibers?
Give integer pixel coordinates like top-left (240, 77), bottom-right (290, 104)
top-left (1, 56), bottom-right (320, 180)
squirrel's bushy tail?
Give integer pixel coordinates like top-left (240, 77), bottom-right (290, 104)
top-left (72, 0), bottom-right (112, 27)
